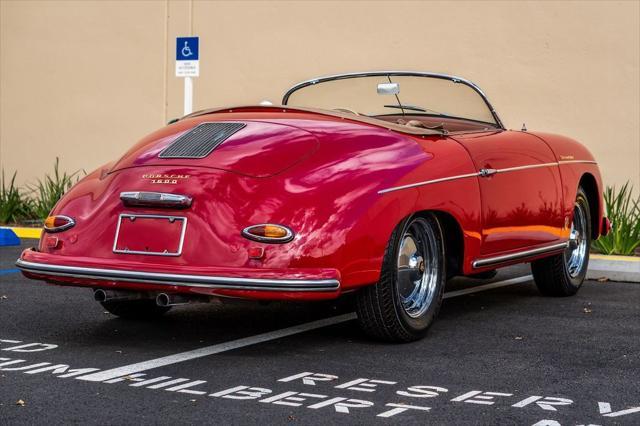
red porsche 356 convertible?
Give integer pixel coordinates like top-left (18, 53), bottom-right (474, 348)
top-left (17, 72), bottom-right (609, 341)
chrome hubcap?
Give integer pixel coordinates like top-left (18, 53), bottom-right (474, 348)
top-left (396, 219), bottom-right (439, 318)
top-left (565, 202), bottom-right (588, 278)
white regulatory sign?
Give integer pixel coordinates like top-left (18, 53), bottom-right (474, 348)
top-left (176, 60), bottom-right (199, 77)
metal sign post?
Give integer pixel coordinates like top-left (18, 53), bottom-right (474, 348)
top-left (176, 36), bottom-right (199, 116)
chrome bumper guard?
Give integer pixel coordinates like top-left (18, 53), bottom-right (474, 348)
top-left (15, 259), bottom-right (340, 292)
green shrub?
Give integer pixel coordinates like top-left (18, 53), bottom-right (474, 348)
top-left (0, 159), bottom-right (83, 225)
top-left (592, 182), bottom-right (640, 256)
top-left (0, 170), bottom-right (35, 224)
top-left (26, 158), bottom-right (83, 219)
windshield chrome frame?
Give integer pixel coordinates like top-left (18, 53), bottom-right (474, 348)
top-left (282, 71), bottom-right (505, 130)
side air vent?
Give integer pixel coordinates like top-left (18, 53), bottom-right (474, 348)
top-left (159, 122), bottom-right (246, 159)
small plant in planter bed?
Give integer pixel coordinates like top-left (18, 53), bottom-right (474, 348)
top-left (592, 182), bottom-right (640, 256)
top-left (0, 171), bottom-right (35, 225)
top-left (0, 158), bottom-right (83, 226)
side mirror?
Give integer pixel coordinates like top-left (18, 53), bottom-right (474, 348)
top-left (377, 82), bottom-right (400, 95)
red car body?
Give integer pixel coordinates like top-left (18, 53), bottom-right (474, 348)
top-left (17, 73), bottom-right (608, 303)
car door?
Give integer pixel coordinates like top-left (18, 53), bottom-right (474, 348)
top-left (453, 131), bottom-right (564, 256)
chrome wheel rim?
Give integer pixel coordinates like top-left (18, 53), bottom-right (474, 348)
top-left (396, 218), bottom-right (439, 318)
top-left (565, 201), bottom-right (588, 278)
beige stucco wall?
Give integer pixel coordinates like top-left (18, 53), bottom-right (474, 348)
top-left (1, 0), bottom-right (639, 189)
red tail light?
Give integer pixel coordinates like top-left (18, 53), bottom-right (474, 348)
top-left (242, 224), bottom-right (294, 243)
top-left (44, 215), bottom-right (75, 233)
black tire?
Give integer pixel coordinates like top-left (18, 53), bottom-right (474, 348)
top-left (532, 187), bottom-right (591, 297)
top-left (356, 214), bottom-right (446, 342)
top-left (100, 299), bottom-right (171, 319)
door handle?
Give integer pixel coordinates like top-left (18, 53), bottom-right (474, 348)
top-left (479, 168), bottom-right (498, 177)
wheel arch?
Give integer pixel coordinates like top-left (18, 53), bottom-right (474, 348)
top-left (413, 210), bottom-right (465, 279)
top-left (578, 173), bottom-right (600, 239)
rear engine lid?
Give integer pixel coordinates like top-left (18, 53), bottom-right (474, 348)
top-left (158, 122), bottom-right (246, 159)
top-left (110, 121), bottom-right (319, 178)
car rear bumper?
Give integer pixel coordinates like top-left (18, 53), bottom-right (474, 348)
top-left (16, 249), bottom-right (341, 300)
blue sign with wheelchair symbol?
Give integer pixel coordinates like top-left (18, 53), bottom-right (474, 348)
top-left (176, 37), bottom-right (199, 61)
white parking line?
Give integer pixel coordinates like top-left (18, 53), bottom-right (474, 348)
top-left (77, 275), bottom-right (532, 382)
top-left (77, 313), bottom-right (357, 382)
top-left (443, 275), bottom-right (533, 299)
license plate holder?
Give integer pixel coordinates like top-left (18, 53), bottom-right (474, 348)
top-left (113, 214), bottom-right (187, 256)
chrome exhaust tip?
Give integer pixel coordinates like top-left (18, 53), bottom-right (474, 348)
top-left (156, 293), bottom-right (190, 307)
top-left (156, 293), bottom-right (172, 307)
top-left (156, 293), bottom-right (208, 307)
top-left (94, 289), bottom-right (107, 302)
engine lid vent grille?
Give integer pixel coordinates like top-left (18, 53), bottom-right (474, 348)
top-left (159, 122), bottom-right (246, 159)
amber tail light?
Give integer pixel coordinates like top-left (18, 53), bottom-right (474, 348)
top-left (44, 215), bottom-right (75, 233)
top-left (241, 224), bottom-right (294, 243)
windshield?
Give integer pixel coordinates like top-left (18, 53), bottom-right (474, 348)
top-left (283, 72), bottom-right (501, 128)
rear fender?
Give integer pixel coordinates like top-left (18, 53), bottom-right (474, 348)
top-left (349, 135), bottom-right (481, 283)
top-left (531, 132), bottom-right (604, 239)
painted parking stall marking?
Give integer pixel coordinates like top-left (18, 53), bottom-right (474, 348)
top-left (4, 271), bottom-right (638, 424)
top-left (1, 338), bottom-right (58, 352)
top-left (442, 275), bottom-right (533, 298)
top-left (76, 313), bottom-right (357, 382)
top-left (2, 353), bottom-right (640, 423)
top-left (1, 276), bottom-right (534, 386)
top-left (76, 276), bottom-right (533, 383)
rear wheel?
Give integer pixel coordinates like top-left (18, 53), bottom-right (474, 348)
top-left (100, 299), bottom-right (172, 319)
top-left (532, 187), bottom-right (591, 296)
top-left (356, 214), bottom-right (446, 342)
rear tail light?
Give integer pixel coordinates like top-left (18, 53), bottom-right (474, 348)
top-left (43, 215), bottom-right (75, 233)
top-left (241, 224), bottom-right (294, 243)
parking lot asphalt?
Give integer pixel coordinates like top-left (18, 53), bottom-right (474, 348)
top-left (1, 241), bottom-right (639, 425)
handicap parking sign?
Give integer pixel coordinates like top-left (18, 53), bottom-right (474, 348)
top-left (176, 36), bottom-right (199, 77)
top-left (177, 37), bottom-right (199, 60)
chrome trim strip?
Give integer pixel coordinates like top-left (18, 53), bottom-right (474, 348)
top-left (377, 172), bottom-right (480, 194)
top-left (472, 242), bottom-right (568, 268)
top-left (112, 214), bottom-right (188, 257)
top-left (378, 159), bottom-right (597, 194)
top-left (496, 162), bottom-right (559, 173)
top-left (15, 259), bottom-right (340, 292)
top-left (558, 160), bottom-right (598, 165)
top-left (282, 71), bottom-right (505, 129)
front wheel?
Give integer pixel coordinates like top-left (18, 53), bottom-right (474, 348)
top-left (532, 187), bottom-right (591, 296)
top-left (356, 214), bottom-right (446, 342)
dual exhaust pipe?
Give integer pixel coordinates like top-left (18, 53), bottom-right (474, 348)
top-left (155, 292), bottom-right (204, 307)
top-left (93, 289), bottom-right (208, 307)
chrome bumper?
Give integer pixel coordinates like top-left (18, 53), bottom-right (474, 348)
top-left (15, 259), bottom-right (340, 292)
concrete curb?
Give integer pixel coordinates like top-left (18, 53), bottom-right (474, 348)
top-left (588, 254), bottom-right (640, 283)
top-left (0, 226), bottom-right (42, 240)
top-left (0, 228), bottom-right (21, 246)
